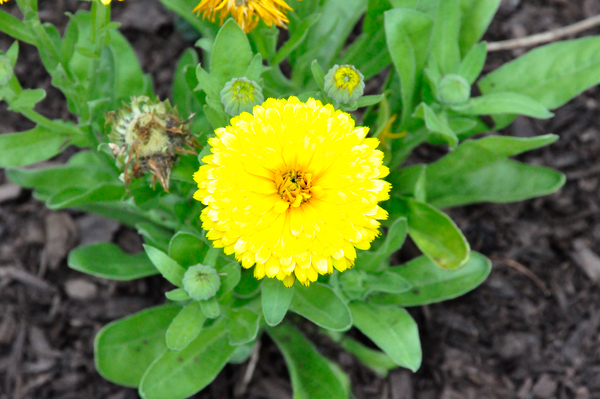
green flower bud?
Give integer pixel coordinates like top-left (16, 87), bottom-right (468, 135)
top-left (437, 74), bottom-right (471, 105)
top-left (220, 77), bottom-right (264, 116)
top-left (324, 64), bottom-right (365, 104)
top-left (182, 264), bottom-right (221, 301)
top-left (0, 55), bottom-right (13, 86)
top-left (105, 96), bottom-right (199, 192)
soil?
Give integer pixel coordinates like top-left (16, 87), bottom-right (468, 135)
top-left (2, 0), bottom-right (600, 398)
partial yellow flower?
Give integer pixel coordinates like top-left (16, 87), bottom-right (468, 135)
top-left (0, 0), bottom-right (9, 4)
top-left (193, 97), bottom-right (391, 287)
top-left (100, 0), bottom-right (125, 4)
top-left (193, 0), bottom-right (297, 33)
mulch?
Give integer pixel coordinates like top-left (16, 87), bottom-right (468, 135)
top-left (2, 0), bottom-right (600, 398)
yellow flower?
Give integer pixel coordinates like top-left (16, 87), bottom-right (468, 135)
top-left (0, 0), bottom-right (9, 4)
top-left (193, 0), bottom-right (297, 33)
top-left (193, 97), bottom-right (391, 287)
top-left (100, 0), bottom-right (125, 4)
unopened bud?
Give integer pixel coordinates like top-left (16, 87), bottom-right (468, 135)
top-left (182, 264), bottom-right (221, 301)
top-left (324, 64), bottom-right (365, 104)
top-left (438, 74), bottom-right (471, 105)
top-left (220, 77), bottom-right (264, 116)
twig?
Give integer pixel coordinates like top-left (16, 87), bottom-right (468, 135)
top-left (492, 257), bottom-right (551, 296)
top-left (234, 340), bottom-right (261, 397)
top-left (487, 14), bottom-right (600, 52)
top-left (0, 267), bottom-right (57, 294)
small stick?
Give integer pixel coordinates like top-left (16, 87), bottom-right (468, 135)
top-left (487, 14), bottom-right (600, 52)
top-left (492, 257), bottom-right (551, 296)
top-left (234, 341), bottom-right (261, 397)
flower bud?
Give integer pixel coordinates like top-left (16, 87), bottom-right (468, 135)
top-left (220, 77), bottom-right (264, 116)
top-left (324, 64), bottom-right (365, 104)
top-left (182, 264), bottom-right (221, 301)
top-left (437, 74), bottom-right (471, 105)
top-left (0, 55), bottom-right (13, 86)
top-left (105, 96), bottom-right (200, 192)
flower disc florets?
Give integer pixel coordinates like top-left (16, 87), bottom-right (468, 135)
top-left (221, 77), bottom-right (264, 117)
top-left (193, 97), bottom-right (391, 287)
top-left (324, 64), bottom-right (365, 104)
top-left (106, 96), bottom-right (200, 192)
top-left (193, 0), bottom-right (298, 33)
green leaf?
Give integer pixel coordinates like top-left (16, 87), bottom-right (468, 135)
top-left (384, 9), bottom-right (433, 125)
top-left (234, 269), bottom-right (262, 298)
top-left (387, 164), bottom-right (426, 201)
top-left (387, 198), bottom-right (470, 270)
top-left (356, 94), bottom-right (384, 108)
top-left (271, 14), bottom-right (320, 66)
top-left (139, 318), bottom-right (234, 399)
top-left (290, 283), bottom-right (352, 331)
top-left (479, 37), bottom-right (600, 127)
top-left (349, 302), bottom-right (421, 372)
top-left (168, 232), bottom-right (208, 268)
top-left (210, 19), bottom-right (253, 87)
top-left (204, 104), bottom-right (230, 129)
top-left (137, 222), bottom-right (173, 252)
top-left (426, 134), bottom-right (559, 181)
top-left (8, 89), bottom-right (46, 110)
top-left (364, 270), bottom-right (411, 296)
top-left (195, 63), bottom-right (221, 100)
top-left (0, 126), bottom-right (70, 167)
top-left (340, 337), bottom-right (397, 377)
top-left (166, 301), bottom-right (207, 351)
top-left (357, 217), bottom-right (408, 272)
top-left (95, 305), bottom-right (180, 388)
top-left (310, 59), bottom-right (325, 91)
top-left (268, 323), bottom-right (348, 399)
top-left (453, 92), bottom-right (553, 119)
top-left (428, 159), bottom-right (566, 208)
top-left (46, 183), bottom-right (125, 210)
top-left (229, 308), bottom-right (260, 345)
top-left (262, 278), bottom-right (294, 327)
top-left (172, 49), bottom-right (199, 116)
top-left (165, 288), bottom-right (190, 301)
top-left (143, 245), bottom-right (186, 287)
top-left (216, 262), bottom-right (241, 299)
top-left (61, 16), bottom-right (79, 69)
top-left (200, 297), bottom-right (220, 319)
top-left (0, 10), bottom-right (38, 45)
top-left (459, 0), bottom-right (500, 55)
top-left (430, 0), bottom-right (461, 74)
top-left (419, 103), bottom-right (458, 147)
top-left (371, 252), bottom-right (492, 306)
top-left (68, 243), bottom-right (158, 281)
top-left (458, 42), bottom-right (486, 84)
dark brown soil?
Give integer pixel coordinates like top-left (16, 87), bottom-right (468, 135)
top-left (2, 0), bottom-right (600, 398)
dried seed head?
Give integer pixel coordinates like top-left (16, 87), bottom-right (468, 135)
top-left (105, 96), bottom-right (200, 192)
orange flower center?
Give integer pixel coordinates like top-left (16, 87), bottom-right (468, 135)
top-left (275, 170), bottom-right (313, 207)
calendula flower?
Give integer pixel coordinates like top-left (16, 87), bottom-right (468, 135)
top-left (0, 0), bottom-right (9, 4)
top-left (100, 0), bottom-right (125, 4)
top-left (193, 0), bottom-right (297, 33)
top-left (324, 64), bottom-right (365, 104)
top-left (221, 77), bottom-right (264, 116)
top-left (193, 97), bottom-right (390, 287)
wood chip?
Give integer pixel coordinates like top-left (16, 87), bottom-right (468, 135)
top-left (571, 239), bottom-right (600, 282)
top-left (41, 212), bottom-right (78, 271)
top-left (64, 278), bottom-right (98, 300)
top-left (0, 183), bottom-right (21, 203)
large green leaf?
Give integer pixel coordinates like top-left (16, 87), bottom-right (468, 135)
top-left (210, 19), bottom-right (253, 87)
top-left (384, 9), bottom-right (433, 125)
top-left (172, 49), bottom-right (199, 116)
top-left (459, 0), bottom-right (501, 55)
top-left (268, 323), bottom-right (348, 399)
top-left (0, 126), bottom-right (70, 167)
top-left (371, 252), bottom-right (491, 306)
top-left (349, 302), bottom-right (421, 372)
top-left (229, 307), bottom-right (260, 345)
top-left (479, 37), bottom-right (600, 127)
top-left (262, 278), bottom-right (294, 327)
top-left (387, 198), bottom-right (470, 270)
top-left (290, 283), bottom-right (352, 331)
top-left (68, 243), bottom-right (158, 281)
top-left (357, 217), bottom-right (408, 272)
top-left (46, 183), bottom-right (125, 210)
top-left (340, 337), bottom-right (397, 377)
top-left (139, 319), bottom-right (234, 399)
top-left (428, 159), bottom-right (566, 208)
top-left (453, 92), bottom-right (553, 119)
top-left (95, 305), bottom-right (180, 387)
top-left (426, 134), bottom-right (558, 181)
top-left (430, 0), bottom-right (461, 74)
top-left (168, 232), bottom-right (208, 268)
top-left (165, 302), bottom-right (207, 351)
